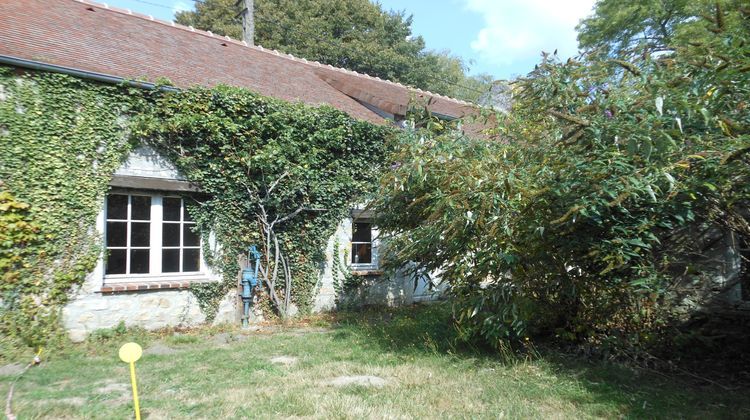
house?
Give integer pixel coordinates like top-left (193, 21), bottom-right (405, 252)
top-left (0, 0), bottom-right (471, 340)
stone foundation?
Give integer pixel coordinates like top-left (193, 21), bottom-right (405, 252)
top-left (63, 287), bottom-right (236, 342)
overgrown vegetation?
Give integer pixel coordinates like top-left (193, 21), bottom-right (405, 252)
top-left (136, 86), bottom-right (390, 317)
top-left (0, 69), bottom-right (390, 344)
top-left (330, 237), bottom-right (358, 305)
top-left (373, 1), bottom-right (750, 355)
top-left (577, 0), bottom-right (691, 59)
top-left (0, 69), bottom-right (138, 347)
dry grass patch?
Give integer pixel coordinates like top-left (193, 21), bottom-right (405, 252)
top-left (1, 305), bottom-right (749, 419)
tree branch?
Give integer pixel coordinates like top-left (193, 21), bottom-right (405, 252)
top-left (265, 171), bottom-right (290, 197)
top-left (271, 206), bottom-right (328, 229)
top-left (549, 110), bottom-right (591, 127)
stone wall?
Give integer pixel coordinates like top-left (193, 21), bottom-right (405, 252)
top-left (62, 145), bottom-right (235, 341)
top-left (63, 285), bottom-right (236, 342)
top-left (63, 214), bottom-right (442, 341)
top-left (62, 148), bottom-right (442, 341)
top-left (113, 144), bottom-right (186, 180)
top-left (313, 217), bottom-right (444, 312)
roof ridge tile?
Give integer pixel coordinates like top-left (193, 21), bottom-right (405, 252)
top-left (67, 0), bottom-right (473, 108)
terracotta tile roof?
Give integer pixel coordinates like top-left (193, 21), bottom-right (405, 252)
top-left (0, 0), bottom-right (479, 126)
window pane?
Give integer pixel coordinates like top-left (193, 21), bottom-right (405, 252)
top-left (130, 249), bottom-right (150, 274)
top-left (162, 223), bottom-right (180, 246)
top-left (183, 224), bottom-right (200, 246)
top-left (105, 249), bottom-right (126, 274)
top-left (162, 249), bottom-right (180, 273)
top-left (351, 243), bottom-right (372, 264)
top-left (130, 222), bottom-right (150, 247)
top-left (183, 249), bottom-right (200, 272)
top-left (131, 196), bottom-right (151, 220)
top-left (106, 222), bottom-right (127, 247)
top-left (163, 197), bottom-right (181, 221)
top-left (352, 222), bottom-right (372, 242)
top-left (106, 194), bottom-right (128, 220)
top-left (183, 204), bottom-right (194, 222)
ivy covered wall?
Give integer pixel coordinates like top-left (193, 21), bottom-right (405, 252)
top-left (0, 68), bottom-right (139, 346)
top-left (136, 85), bottom-right (392, 318)
top-left (0, 66), bottom-right (391, 346)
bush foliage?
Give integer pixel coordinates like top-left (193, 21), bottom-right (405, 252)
top-left (373, 1), bottom-right (750, 353)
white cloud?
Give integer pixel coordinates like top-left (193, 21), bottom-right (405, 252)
top-left (172, 1), bottom-right (192, 15)
top-left (465, 0), bottom-right (595, 70)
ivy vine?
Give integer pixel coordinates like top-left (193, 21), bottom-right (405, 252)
top-left (331, 236), bottom-right (364, 307)
top-left (0, 66), bottom-right (391, 346)
top-left (0, 67), bottom-right (140, 346)
top-left (134, 85), bottom-right (392, 316)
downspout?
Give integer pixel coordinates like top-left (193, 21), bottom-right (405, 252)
top-left (0, 55), bottom-right (179, 92)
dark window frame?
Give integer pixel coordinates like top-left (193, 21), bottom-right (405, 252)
top-left (351, 220), bottom-right (375, 266)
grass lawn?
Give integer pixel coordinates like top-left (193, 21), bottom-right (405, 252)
top-left (1, 304), bottom-right (748, 419)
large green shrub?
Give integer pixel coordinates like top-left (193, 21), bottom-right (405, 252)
top-left (373, 1), bottom-right (750, 353)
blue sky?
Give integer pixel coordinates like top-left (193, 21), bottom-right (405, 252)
top-left (104, 0), bottom-right (596, 80)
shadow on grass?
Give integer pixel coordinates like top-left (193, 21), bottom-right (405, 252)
top-left (331, 302), bottom-right (750, 419)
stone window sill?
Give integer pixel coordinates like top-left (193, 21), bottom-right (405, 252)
top-left (100, 280), bottom-right (213, 294)
top-left (351, 269), bottom-right (384, 276)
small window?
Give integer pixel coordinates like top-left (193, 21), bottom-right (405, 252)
top-left (104, 193), bottom-right (201, 277)
top-left (351, 221), bottom-right (373, 265)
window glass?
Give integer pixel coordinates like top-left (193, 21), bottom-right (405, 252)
top-left (106, 249), bottom-right (126, 275)
top-left (130, 222), bottom-right (150, 247)
top-left (183, 204), bottom-right (194, 222)
top-left (352, 222), bottom-right (372, 242)
top-left (163, 197), bottom-right (181, 221)
top-left (162, 223), bottom-right (181, 247)
top-left (183, 225), bottom-right (200, 247)
top-left (162, 198), bottom-right (200, 272)
top-left (131, 196), bottom-right (151, 220)
top-left (130, 249), bottom-right (150, 273)
top-left (352, 243), bottom-right (372, 264)
top-left (162, 249), bottom-right (180, 273)
top-left (107, 194), bottom-right (128, 220)
top-left (183, 249), bottom-right (201, 272)
top-left (106, 222), bottom-right (127, 247)
top-left (105, 193), bottom-right (202, 278)
top-left (351, 221), bottom-right (373, 265)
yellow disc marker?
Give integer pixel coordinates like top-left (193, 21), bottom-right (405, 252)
top-left (119, 342), bottom-right (143, 420)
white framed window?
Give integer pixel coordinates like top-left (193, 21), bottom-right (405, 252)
top-left (351, 221), bottom-right (375, 266)
top-left (104, 193), bottom-right (203, 279)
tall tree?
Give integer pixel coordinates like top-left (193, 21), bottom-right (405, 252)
top-left (577, 0), bottom-right (692, 57)
top-left (175, 0), bottom-right (491, 102)
top-left (418, 50), bottom-right (495, 103)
